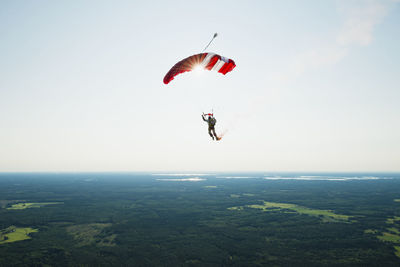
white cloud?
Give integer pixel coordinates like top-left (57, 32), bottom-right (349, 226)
top-left (336, 0), bottom-right (389, 46)
top-left (277, 0), bottom-right (396, 80)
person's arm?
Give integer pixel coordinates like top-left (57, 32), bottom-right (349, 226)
top-left (202, 115), bottom-right (207, 122)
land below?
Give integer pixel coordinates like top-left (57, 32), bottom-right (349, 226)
top-left (1, 172), bottom-right (400, 266)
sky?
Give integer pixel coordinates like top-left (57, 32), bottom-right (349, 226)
top-left (0, 0), bottom-right (399, 172)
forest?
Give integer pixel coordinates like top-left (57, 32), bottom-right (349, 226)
top-left (1, 172), bottom-right (400, 266)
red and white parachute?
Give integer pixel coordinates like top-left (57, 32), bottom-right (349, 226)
top-left (163, 53), bottom-right (236, 84)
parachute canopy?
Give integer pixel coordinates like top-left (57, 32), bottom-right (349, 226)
top-left (163, 53), bottom-right (236, 84)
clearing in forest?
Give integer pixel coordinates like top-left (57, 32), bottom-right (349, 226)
top-left (0, 226), bottom-right (38, 244)
top-left (66, 223), bottom-right (116, 247)
top-left (7, 202), bottom-right (63, 210)
top-left (228, 201), bottom-right (352, 222)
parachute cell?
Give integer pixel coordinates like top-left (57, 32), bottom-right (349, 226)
top-left (163, 53), bottom-right (236, 84)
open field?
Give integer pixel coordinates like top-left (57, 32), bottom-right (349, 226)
top-left (372, 215), bottom-right (400, 258)
top-left (388, 228), bottom-right (400, 234)
top-left (0, 200), bottom-right (24, 209)
top-left (387, 216), bottom-right (400, 224)
top-left (0, 226), bottom-right (38, 244)
top-left (377, 232), bottom-right (400, 243)
top-left (6, 202), bottom-right (63, 210)
top-left (229, 201), bottom-right (351, 223)
top-left (395, 246), bottom-right (400, 258)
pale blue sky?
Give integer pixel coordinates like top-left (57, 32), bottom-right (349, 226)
top-left (1, 0), bottom-right (399, 172)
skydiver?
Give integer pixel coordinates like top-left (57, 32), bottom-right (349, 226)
top-left (202, 113), bottom-right (221, 141)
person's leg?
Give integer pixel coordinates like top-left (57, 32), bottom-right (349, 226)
top-left (211, 128), bottom-right (218, 139)
top-left (208, 128), bottom-right (214, 140)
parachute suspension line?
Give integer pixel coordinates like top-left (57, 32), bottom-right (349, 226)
top-left (202, 33), bottom-right (218, 52)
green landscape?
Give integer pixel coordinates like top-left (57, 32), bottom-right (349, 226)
top-left (1, 173), bottom-right (400, 266)
top-left (228, 201), bottom-right (352, 222)
top-left (66, 223), bottom-right (116, 247)
top-left (0, 226), bottom-right (38, 244)
top-left (7, 202), bottom-right (63, 210)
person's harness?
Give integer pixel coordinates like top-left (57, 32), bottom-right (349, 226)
top-left (208, 117), bottom-right (216, 127)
